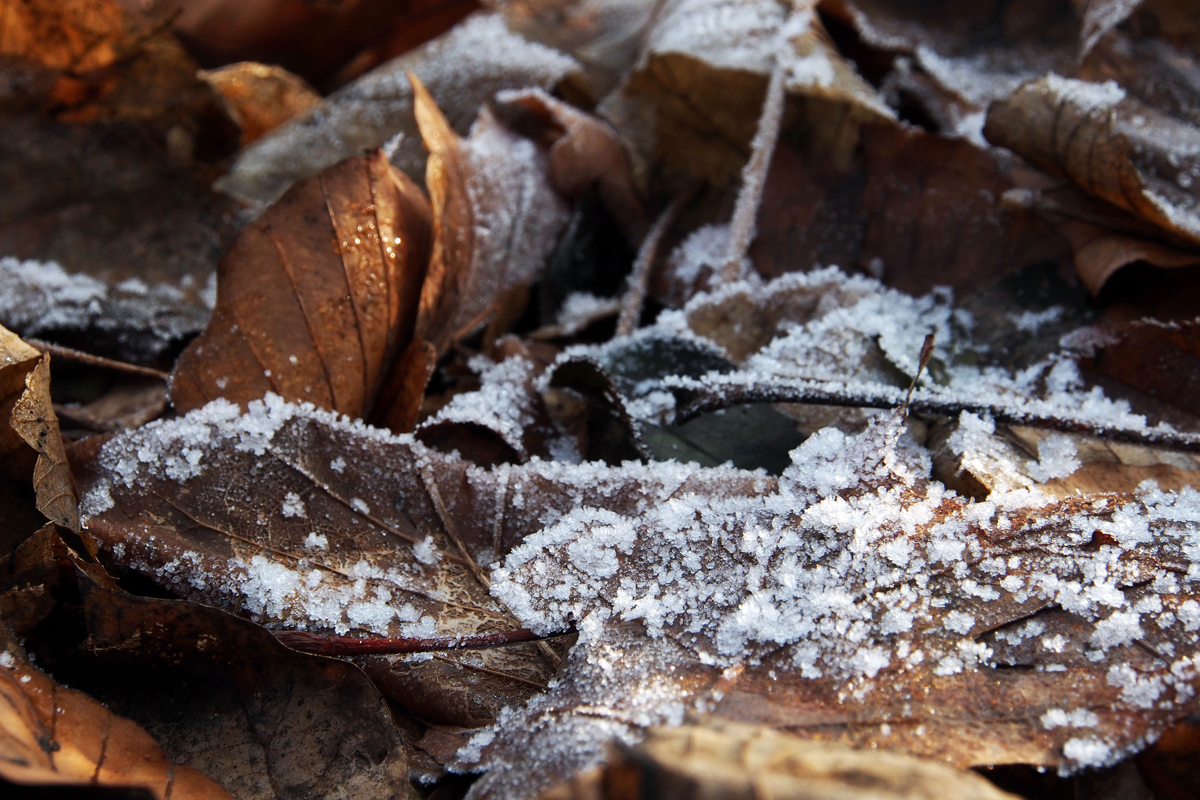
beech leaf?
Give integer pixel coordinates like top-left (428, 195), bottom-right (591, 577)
top-left (199, 62), bottom-right (322, 147)
top-left (170, 150), bottom-right (432, 423)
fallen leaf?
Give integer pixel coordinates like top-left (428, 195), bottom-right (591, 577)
top-left (1074, 317), bottom-right (1200, 419)
top-left (0, 119), bottom-right (236, 364)
top-left (741, 123), bottom-right (1071, 299)
top-left (491, 0), bottom-right (655, 96)
top-left (199, 62), bottom-right (321, 146)
top-left (216, 14), bottom-right (582, 205)
top-left (410, 72), bottom-right (570, 354)
top-left (1073, 0), bottom-right (1144, 58)
top-left (551, 721), bottom-right (1020, 800)
top-left (170, 149), bottom-right (432, 422)
top-left (984, 74), bottom-right (1200, 247)
top-left (0, 325), bottom-right (79, 533)
top-left (494, 87), bottom-right (646, 243)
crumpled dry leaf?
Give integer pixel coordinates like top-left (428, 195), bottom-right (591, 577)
top-left (170, 149), bottom-right (432, 423)
top-left (199, 62), bottom-right (321, 146)
top-left (599, 0), bottom-right (893, 191)
top-left (2, 524), bottom-right (408, 800)
top-left (1073, 317), bottom-right (1200, 420)
top-left (0, 325), bottom-right (79, 532)
top-left (216, 14), bottom-right (582, 206)
top-left (539, 722), bottom-right (1020, 800)
top-left (1001, 179), bottom-right (1200, 296)
top-left (409, 72), bottom-right (570, 356)
top-left (985, 74), bottom-right (1200, 247)
top-left (493, 88), bottom-right (645, 243)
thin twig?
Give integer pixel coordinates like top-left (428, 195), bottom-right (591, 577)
top-left (25, 338), bottom-right (169, 380)
top-left (616, 189), bottom-right (693, 336)
top-left (902, 333), bottom-right (936, 413)
top-left (721, 52), bottom-right (789, 284)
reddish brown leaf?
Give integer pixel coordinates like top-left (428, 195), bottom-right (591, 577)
top-left (170, 149), bottom-right (432, 422)
top-left (744, 124), bottom-right (1071, 300)
top-left (1078, 317), bottom-right (1200, 419)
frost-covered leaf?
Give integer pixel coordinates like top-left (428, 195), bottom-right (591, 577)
top-left (216, 15), bottom-right (582, 206)
top-left (170, 150), bottom-right (432, 425)
top-left (1074, 317), bottom-right (1200, 421)
top-left (405, 72), bottom-right (570, 407)
top-left (73, 395), bottom-right (767, 724)
top-left (467, 410), bottom-right (1200, 799)
top-left (1073, 0), bottom-right (1144, 58)
top-left (985, 75), bottom-right (1200, 246)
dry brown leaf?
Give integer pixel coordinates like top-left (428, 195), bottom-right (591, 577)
top-left (0, 618), bottom-right (231, 798)
top-left (170, 149), bottom-right (432, 423)
top-left (1075, 317), bottom-right (1200, 420)
top-left (1073, 0), bottom-right (1144, 58)
top-left (0, 325), bottom-right (79, 532)
top-left (199, 62), bottom-right (321, 146)
top-left (740, 123), bottom-right (1071, 300)
top-left (410, 72), bottom-right (570, 354)
top-left (541, 722), bottom-right (1020, 800)
top-left (985, 74), bottom-right (1200, 248)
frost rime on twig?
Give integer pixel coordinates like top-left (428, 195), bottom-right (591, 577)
top-left (617, 189), bottom-right (692, 336)
top-left (721, 42), bottom-right (789, 283)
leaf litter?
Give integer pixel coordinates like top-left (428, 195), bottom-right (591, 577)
top-left (7, 0), bottom-right (1200, 798)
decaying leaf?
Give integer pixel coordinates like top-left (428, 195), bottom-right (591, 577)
top-left (0, 588), bottom-right (232, 799)
top-left (0, 325), bottom-right (79, 532)
top-left (199, 62), bottom-right (321, 146)
top-left (410, 72), bottom-right (570, 355)
top-left (1074, 317), bottom-right (1200, 420)
top-left (170, 150), bottom-right (432, 422)
top-left (216, 14), bottom-right (582, 206)
top-left (539, 722), bottom-right (1020, 800)
top-left (985, 74), bottom-right (1200, 247)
